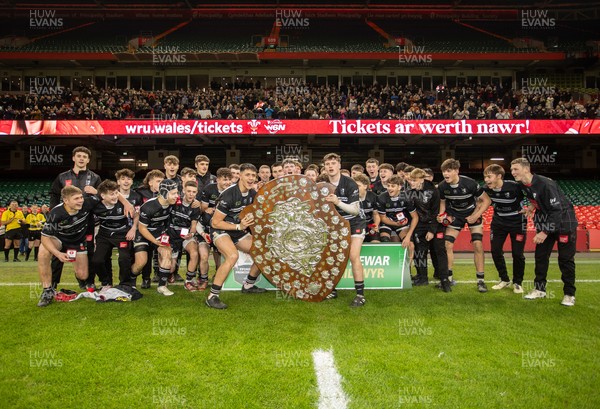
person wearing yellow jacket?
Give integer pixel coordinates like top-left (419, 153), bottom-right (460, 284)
top-left (1, 201), bottom-right (25, 262)
top-left (26, 204), bottom-right (46, 261)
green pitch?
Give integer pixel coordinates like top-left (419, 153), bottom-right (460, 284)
top-left (1, 255), bottom-right (599, 408)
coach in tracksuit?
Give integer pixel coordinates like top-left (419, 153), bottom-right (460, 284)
top-left (510, 158), bottom-right (577, 307)
top-left (483, 164), bottom-right (527, 294)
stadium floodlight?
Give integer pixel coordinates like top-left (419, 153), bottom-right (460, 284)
top-left (490, 157), bottom-right (504, 161)
top-left (119, 158), bottom-right (135, 162)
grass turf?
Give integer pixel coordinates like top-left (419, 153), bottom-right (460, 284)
top-left (0, 256), bottom-right (599, 408)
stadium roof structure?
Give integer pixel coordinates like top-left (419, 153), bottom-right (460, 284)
top-left (0, 1), bottom-right (598, 68)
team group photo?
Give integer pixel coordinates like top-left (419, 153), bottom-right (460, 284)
top-left (1, 1), bottom-right (599, 408)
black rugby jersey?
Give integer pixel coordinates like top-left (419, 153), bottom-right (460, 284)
top-left (377, 189), bottom-right (416, 223)
top-left (42, 196), bottom-right (100, 243)
top-left (200, 182), bottom-right (224, 226)
top-left (371, 180), bottom-right (387, 196)
top-left (138, 197), bottom-right (172, 235)
top-left (332, 175), bottom-right (363, 223)
top-left (359, 191), bottom-right (378, 225)
top-left (408, 180), bottom-right (440, 233)
top-left (214, 184), bottom-right (256, 225)
top-left (94, 201), bottom-right (130, 236)
top-left (483, 180), bottom-right (525, 229)
top-left (438, 175), bottom-right (484, 217)
top-left (168, 200), bottom-right (201, 237)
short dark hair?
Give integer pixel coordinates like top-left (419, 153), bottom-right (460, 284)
top-left (379, 163), bottom-right (394, 172)
top-left (115, 168), bottom-right (135, 180)
top-left (72, 146), bottom-right (91, 157)
top-left (142, 169), bottom-right (165, 187)
top-left (353, 174), bottom-right (370, 186)
top-left (195, 154), bottom-right (210, 164)
top-left (180, 167), bottom-right (197, 177)
top-left (229, 164), bottom-right (240, 170)
top-left (351, 164), bottom-right (364, 173)
top-left (395, 162), bottom-right (408, 173)
top-left (184, 181), bottom-right (198, 189)
top-left (484, 164), bottom-right (505, 177)
top-left (240, 163), bottom-right (257, 173)
top-left (216, 167), bottom-right (232, 179)
top-left (98, 180), bottom-right (119, 195)
top-left (441, 158), bottom-right (460, 171)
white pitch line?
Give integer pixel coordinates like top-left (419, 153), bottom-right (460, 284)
top-left (312, 349), bottom-right (349, 409)
top-left (2, 280), bottom-right (600, 287)
top-left (452, 260), bottom-right (600, 264)
top-left (452, 279), bottom-right (600, 284)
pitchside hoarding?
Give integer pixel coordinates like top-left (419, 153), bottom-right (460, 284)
top-left (223, 244), bottom-right (411, 291)
top-left (1, 119), bottom-right (598, 136)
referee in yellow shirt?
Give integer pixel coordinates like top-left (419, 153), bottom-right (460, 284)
top-left (25, 204), bottom-right (45, 261)
top-left (1, 200), bottom-right (25, 262)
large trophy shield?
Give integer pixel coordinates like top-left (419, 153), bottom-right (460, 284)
top-left (240, 175), bottom-right (351, 302)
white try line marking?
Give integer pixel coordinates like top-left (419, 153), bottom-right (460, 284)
top-left (312, 349), bottom-right (350, 409)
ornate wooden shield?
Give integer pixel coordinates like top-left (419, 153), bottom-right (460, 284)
top-left (240, 175), bottom-right (351, 302)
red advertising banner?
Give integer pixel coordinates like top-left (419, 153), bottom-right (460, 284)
top-left (1, 119), bottom-right (598, 136)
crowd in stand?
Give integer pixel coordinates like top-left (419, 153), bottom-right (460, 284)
top-left (0, 82), bottom-right (597, 121)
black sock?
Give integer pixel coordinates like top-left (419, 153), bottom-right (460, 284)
top-left (476, 272), bottom-right (485, 282)
top-left (199, 273), bottom-right (209, 282)
top-left (158, 268), bottom-right (169, 287)
top-left (209, 284), bottom-right (222, 298)
top-left (13, 248), bottom-right (19, 260)
top-left (34, 247), bottom-right (39, 259)
top-left (354, 280), bottom-right (365, 296)
top-left (186, 271), bottom-right (196, 281)
top-left (26, 248), bottom-right (31, 260)
top-left (244, 274), bottom-right (257, 289)
top-left (4, 249), bottom-right (9, 260)
top-left (448, 269), bottom-right (453, 278)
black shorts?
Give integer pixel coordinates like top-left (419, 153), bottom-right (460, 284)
top-left (210, 228), bottom-right (250, 245)
top-left (5, 229), bottom-right (22, 241)
top-left (44, 235), bottom-right (87, 253)
top-left (28, 230), bottom-right (42, 241)
top-left (446, 213), bottom-right (483, 230)
top-left (349, 218), bottom-right (366, 238)
top-left (133, 230), bottom-right (163, 253)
